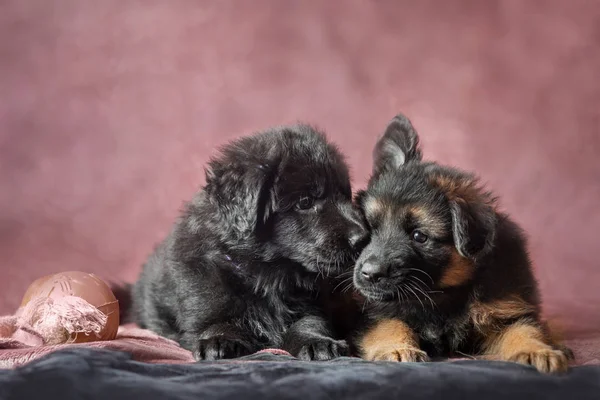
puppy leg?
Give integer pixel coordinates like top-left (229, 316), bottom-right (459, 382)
top-left (182, 323), bottom-right (261, 361)
top-left (359, 319), bottom-right (429, 362)
top-left (283, 315), bottom-right (349, 361)
top-left (481, 320), bottom-right (570, 373)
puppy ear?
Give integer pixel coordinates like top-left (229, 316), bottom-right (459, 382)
top-left (255, 168), bottom-right (276, 228)
top-left (205, 156), bottom-right (277, 241)
top-left (373, 114), bottom-right (422, 174)
top-left (449, 199), bottom-right (496, 260)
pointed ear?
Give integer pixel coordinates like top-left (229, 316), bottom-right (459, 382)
top-left (449, 199), bottom-right (496, 260)
top-left (373, 114), bottom-right (422, 174)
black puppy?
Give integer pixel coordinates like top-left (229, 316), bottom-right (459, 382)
top-left (353, 114), bottom-right (571, 373)
top-left (128, 124), bottom-right (367, 361)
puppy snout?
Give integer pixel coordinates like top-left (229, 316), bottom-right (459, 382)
top-left (360, 262), bottom-right (390, 283)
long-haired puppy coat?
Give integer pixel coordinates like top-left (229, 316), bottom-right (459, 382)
top-left (131, 125), bottom-right (368, 361)
top-left (353, 114), bottom-right (572, 373)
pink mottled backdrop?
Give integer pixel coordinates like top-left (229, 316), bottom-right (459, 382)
top-left (1, 1), bottom-right (599, 336)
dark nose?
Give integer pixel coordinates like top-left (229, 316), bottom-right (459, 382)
top-left (348, 225), bottom-right (369, 251)
top-left (360, 262), bottom-right (389, 283)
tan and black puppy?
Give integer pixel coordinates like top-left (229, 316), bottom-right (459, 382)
top-left (352, 114), bottom-right (572, 373)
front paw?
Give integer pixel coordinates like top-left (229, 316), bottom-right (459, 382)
top-left (508, 348), bottom-right (569, 373)
top-left (295, 337), bottom-right (349, 361)
top-left (194, 337), bottom-right (254, 361)
top-left (367, 345), bottom-right (430, 362)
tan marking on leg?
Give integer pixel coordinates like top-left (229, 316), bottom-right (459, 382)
top-left (481, 321), bottom-right (569, 373)
top-left (359, 319), bottom-right (429, 362)
top-left (469, 295), bottom-right (537, 331)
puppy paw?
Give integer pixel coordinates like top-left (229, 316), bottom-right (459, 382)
top-left (295, 337), bottom-right (349, 361)
top-left (194, 337), bottom-right (254, 361)
top-left (367, 346), bottom-right (430, 362)
top-left (508, 348), bottom-right (569, 373)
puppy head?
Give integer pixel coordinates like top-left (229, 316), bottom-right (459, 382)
top-left (353, 114), bottom-right (497, 301)
top-left (204, 124), bottom-right (368, 275)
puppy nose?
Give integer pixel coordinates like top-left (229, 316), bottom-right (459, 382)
top-left (348, 225), bottom-right (369, 250)
top-left (360, 262), bottom-right (389, 283)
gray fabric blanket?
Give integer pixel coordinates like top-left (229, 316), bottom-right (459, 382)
top-left (1, 348), bottom-right (599, 400)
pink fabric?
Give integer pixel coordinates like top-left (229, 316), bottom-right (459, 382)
top-left (563, 337), bottom-right (600, 366)
top-left (0, 312), bottom-right (293, 368)
top-left (0, 322), bottom-right (196, 368)
top-left (0, 1), bottom-right (599, 340)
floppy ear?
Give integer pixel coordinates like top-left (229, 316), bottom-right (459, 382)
top-left (373, 114), bottom-right (422, 175)
top-left (449, 199), bottom-right (496, 260)
top-left (205, 158), bottom-right (277, 241)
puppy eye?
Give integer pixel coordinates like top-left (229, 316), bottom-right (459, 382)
top-left (296, 196), bottom-right (314, 210)
top-left (411, 230), bottom-right (428, 243)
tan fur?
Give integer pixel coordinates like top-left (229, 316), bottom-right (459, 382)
top-left (439, 249), bottom-right (475, 287)
top-left (364, 197), bottom-right (385, 219)
top-left (359, 319), bottom-right (428, 362)
top-left (409, 206), bottom-right (447, 237)
top-left (481, 321), bottom-right (569, 373)
top-left (469, 296), bottom-right (568, 373)
top-left (430, 175), bottom-right (481, 203)
top-left (469, 295), bottom-right (537, 332)
top-left (429, 174), bottom-right (496, 208)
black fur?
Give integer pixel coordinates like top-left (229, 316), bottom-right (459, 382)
top-left (129, 124), bottom-right (367, 361)
top-left (353, 114), bottom-right (562, 359)
top-left (110, 282), bottom-right (133, 324)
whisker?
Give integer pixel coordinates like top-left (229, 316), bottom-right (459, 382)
top-left (454, 350), bottom-right (477, 360)
top-left (423, 292), bottom-right (436, 310)
top-left (336, 270), bottom-right (354, 278)
top-left (406, 268), bottom-right (434, 285)
top-left (407, 275), bottom-right (428, 292)
top-left (341, 282), bottom-right (354, 293)
top-left (409, 275), bottom-right (431, 291)
top-left (399, 286), bottom-right (408, 303)
top-left (314, 255), bottom-right (323, 282)
top-left (405, 283), bottom-right (425, 310)
top-left (409, 278), bottom-right (436, 309)
top-left (333, 276), bottom-right (353, 292)
top-left (408, 276), bottom-right (437, 309)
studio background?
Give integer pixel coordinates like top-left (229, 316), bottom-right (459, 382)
top-left (1, 1), bottom-right (598, 336)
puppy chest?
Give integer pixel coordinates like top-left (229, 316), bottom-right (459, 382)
top-left (411, 315), bottom-right (470, 357)
top-left (243, 297), bottom-right (303, 346)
